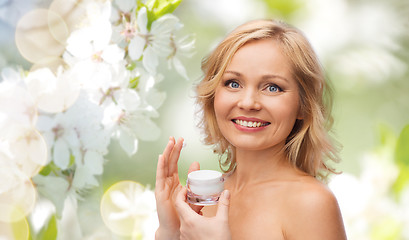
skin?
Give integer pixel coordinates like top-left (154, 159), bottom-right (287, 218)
top-left (155, 137), bottom-right (203, 240)
top-left (155, 39), bottom-right (347, 239)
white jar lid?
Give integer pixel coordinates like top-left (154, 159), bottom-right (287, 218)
top-left (187, 170), bottom-right (223, 185)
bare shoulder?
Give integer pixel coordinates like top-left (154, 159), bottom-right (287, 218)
top-left (282, 177), bottom-right (347, 240)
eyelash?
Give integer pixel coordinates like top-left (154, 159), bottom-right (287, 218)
top-left (224, 80), bottom-right (283, 93)
top-left (265, 84), bottom-right (283, 93)
top-left (224, 80), bottom-right (240, 88)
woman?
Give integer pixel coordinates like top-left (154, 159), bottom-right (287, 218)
top-left (155, 19), bottom-right (347, 239)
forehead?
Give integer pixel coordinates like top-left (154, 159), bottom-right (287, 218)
top-left (224, 39), bottom-right (293, 80)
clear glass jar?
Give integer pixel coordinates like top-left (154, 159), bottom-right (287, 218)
top-left (186, 170), bottom-right (224, 206)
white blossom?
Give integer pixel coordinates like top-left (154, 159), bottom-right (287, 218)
top-left (167, 33), bottom-right (195, 80)
top-left (111, 0), bottom-right (138, 45)
top-left (36, 93), bottom-right (110, 189)
top-left (0, 67), bottom-right (37, 127)
top-left (25, 67), bottom-right (81, 113)
top-left (2, 0), bottom-right (194, 236)
top-left (129, 7), bottom-right (180, 74)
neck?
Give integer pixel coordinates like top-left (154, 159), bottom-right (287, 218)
top-left (228, 146), bottom-right (295, 190)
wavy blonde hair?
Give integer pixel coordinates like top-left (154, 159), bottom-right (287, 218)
top-left (195, 19), bottom-right (340, 181)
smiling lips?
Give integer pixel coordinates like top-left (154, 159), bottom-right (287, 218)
top-left (232, 119), bottom-right (270, 128)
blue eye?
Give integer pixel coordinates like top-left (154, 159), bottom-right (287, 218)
top-left (225, 80), bottom-right (240, 88)
top-left (230, 82), bottom-right (240, 88)
top-left (267, 84), bottom-right (281, 92)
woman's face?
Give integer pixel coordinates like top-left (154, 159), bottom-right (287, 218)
top-left (214, 39), bottom-right (301, 152)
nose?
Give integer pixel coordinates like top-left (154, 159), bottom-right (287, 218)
top-left (237, 90), bottom-right (261, 111)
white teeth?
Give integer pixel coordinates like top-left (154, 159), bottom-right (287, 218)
top-left (234, 120), bottom-right (267, 128)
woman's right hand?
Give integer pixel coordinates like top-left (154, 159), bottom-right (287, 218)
top-left (155, 137), bottom-right (202, 240)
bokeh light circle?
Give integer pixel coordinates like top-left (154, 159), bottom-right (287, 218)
top-left (30, 56), bottom-right (66, 74)
top-left (15, 9), bottom-right (68, 64)
top-left (50, 0), bottom-right (88, 33)
top-left (0, 216), bottom-right (29, 240)
top-left (7, 125), bottom-right (48, 177)
top-left (0, 172), bottom-right (37, 223)
top-left (100, 181), bottom-right (155, 237)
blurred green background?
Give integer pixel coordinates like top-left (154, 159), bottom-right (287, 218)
top-left (1, 0), bottom-right (408, 208)
top-left (102, 0), bottom-right (409, 189)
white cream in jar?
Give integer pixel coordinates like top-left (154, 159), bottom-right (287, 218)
top-left (186, 170), bottom-right (224, 206)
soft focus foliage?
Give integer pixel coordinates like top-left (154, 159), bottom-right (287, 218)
top-left (330, 124), bottom-right (409, 239)
top-left (0, 0), bottom-right (408, 239)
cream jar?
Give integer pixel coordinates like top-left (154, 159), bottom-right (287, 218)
top-left (186, 170), bottom-right (224, 206)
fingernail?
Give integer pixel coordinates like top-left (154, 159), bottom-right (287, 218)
top-left (223, 190), bottom-right (230, 200)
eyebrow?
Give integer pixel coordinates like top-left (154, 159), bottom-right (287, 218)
top-left (224, 70), bottom-right (289, 82)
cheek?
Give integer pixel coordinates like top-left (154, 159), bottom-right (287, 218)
top-left (213, 90), bottom-right (227, 120)
top-left (269, 95), bottom-right (300, 123)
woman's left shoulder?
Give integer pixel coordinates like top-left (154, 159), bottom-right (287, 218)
top-left (287, 176), bottom-right (340, 215)
top-left (292, 176), bottom-right (337, 204)
top-left (282, 176), bottom-right (347, 239)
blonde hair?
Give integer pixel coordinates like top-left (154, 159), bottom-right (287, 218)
top-left (195, 19), bottom-right (340, 181)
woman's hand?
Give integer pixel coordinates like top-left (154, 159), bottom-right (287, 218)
top-left (155, 137), bottom-right (202, 240)
top-left (175, 187), bottom-right (232, 240)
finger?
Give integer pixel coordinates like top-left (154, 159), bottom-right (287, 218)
top-left (162, 137), bottom-right (175, 177)
top-left (216, 190), bottom-right (230, 221)
top-left (168, 137), bottom-right (184, 175)
top-left (155, 154), bottom-right (165, 190)
top-left (174, 187), bottom-right (196, 220)
top-left (188, 161), bottom-right (200, 174)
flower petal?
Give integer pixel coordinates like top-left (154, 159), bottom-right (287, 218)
top-left (33, 175), bottom-right (70, 217)
top-left (102, 44), bottom-right (125, 64)
top-left (119, 128), bottom-right (138, 156)
top-left (128, 36), bottom-right (145, 60)
top-left (115, 0), bottom-right (136, 13)
top-left (117, 89), bottom-right (140, 112)
top-left (142, 46), bottom-right (158, 74)
top-left (84, 150), bottom-right (104, 175)
top-left (151, 14), bottom-right (179, 35)
top-left (136, 7), bottom-right (148, 34)
top-left (53, 138), bottom-right (70, 170)
top-left (171, 57), bottom-right (189, 80)
top-left (72, 166), bottom-right (99, 189)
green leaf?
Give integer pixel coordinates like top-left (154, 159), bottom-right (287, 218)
top-left (154, 0), bottom-right (182, 17)
top-left (39, 164), bottom-right (52, 176)
top-left (392, 165), bottom-right (409, 196)
top-left (37, 214), bottom-right (58, 240)
top-left (260, 0), bottom-right (304, 20)
top-left (126, 62), bottom-right (137, 71)
top-left (68, 154), bottom-right (75, 168)
top-left (143, 0), bottom-right (182, 29)
top-left (39, 161), bottom-right (61, 176)
top-left (395, 124), bottom-right (409, 166)
top-left (129, 76), bottom-right (140, 89)
top-left (145, 0), bottom-right (159, 10)
top-left (392, 124), bottom-right (409, 196)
